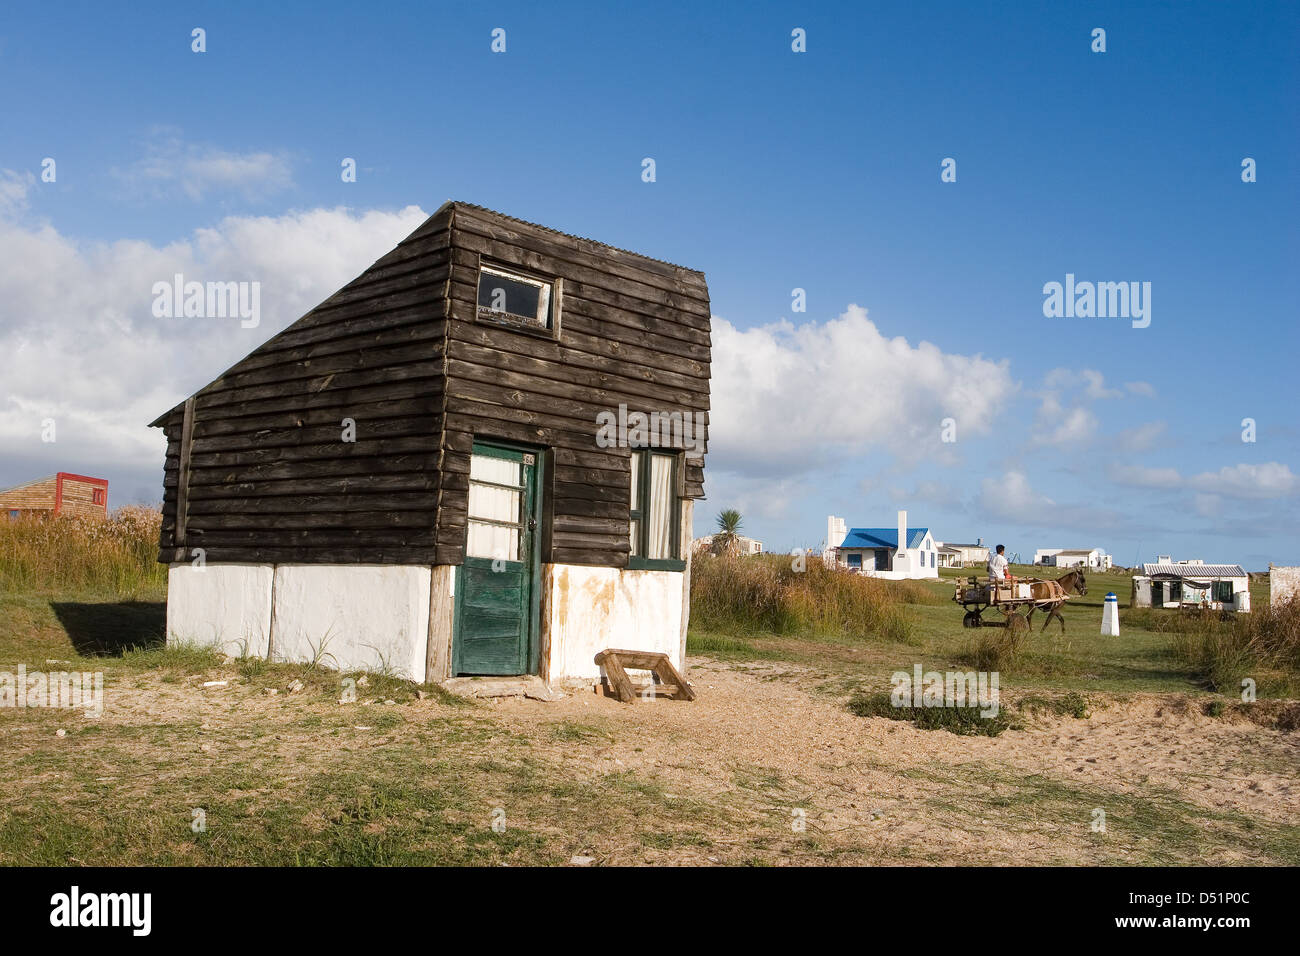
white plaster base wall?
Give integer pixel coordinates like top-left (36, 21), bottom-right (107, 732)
top-left (166, 563), bottom-right (273, 656)
top-left (542, 564), bottom-right (684, 681)
top-left (270, 565), bottom-right (431, 683)
top-left (1271, 567), bottom-right (1300, 607)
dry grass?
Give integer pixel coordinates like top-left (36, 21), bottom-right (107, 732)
top-left (0, 506), bottom-right (165, 598)
top-left (1132, 597), bottom-right (1300, 693)
top-left (690, 553), bottom-right (937, 645)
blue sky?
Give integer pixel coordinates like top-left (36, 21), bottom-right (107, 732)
top-left (1, 0), bottom-right (1297, 567)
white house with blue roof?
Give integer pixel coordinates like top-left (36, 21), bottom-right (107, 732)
top-left (824, 510), bottom-right (939, 580)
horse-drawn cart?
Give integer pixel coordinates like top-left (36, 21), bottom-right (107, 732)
top-left (953, 575), bottom-right (1076, 636)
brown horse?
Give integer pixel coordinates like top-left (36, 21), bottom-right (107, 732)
top-left (1040, 569), bottom-right (1088, 632)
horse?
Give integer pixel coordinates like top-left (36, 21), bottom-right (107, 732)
top-left (1040, 568), bottom-right (1088, 633)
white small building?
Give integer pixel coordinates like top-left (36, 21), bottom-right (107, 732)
top-left (693, 533), bottom-right (763, 556)
top-left (825, 510), bottom-right (939, 580)
top-left (1034, 547), bottom-right (1112, 570)
top-left (1131, 563), bottom-right (1250, 612)
top-left (936, 539), bottom-right (989, 568)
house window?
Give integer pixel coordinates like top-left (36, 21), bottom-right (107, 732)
top-left (847, 553), bottom-right (862, 568)
top-left (92, 488), bottom-right (105, 506)
top-left (465, 453), bottom-right (525, 561)
top-left (477, 263), bottom-right (556, 332)
top-left (1214, 581), bottom-right (1234, 603)
top-left (629, 450), bottom-right (682, 569)
top-left (7, 510), bottom-right (18, 520)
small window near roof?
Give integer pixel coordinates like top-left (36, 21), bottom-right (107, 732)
top-left (92, 488), bottom-right (105, 505)
top-left (477, 263), bottom-right (554, 331)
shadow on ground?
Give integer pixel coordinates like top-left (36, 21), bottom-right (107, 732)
top-left (50, 601), bottom-right (166, 656)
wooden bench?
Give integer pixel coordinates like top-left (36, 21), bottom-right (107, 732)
top-left (594, 649), bottom-right (696, 703)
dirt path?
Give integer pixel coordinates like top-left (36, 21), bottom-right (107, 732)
top-left (486, 657), bottom-right (1300, 864)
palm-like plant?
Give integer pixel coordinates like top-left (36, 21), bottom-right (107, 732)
top-left (713, 509), bottom-right (744, 556)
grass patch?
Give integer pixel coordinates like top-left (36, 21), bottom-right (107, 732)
top-left (847, 689), bottom-right (1019, 736)
top-left (1017, 692), bottom-right (1092, 719)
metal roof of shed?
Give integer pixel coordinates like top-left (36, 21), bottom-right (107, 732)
top-left (1140, 563), bottom-right (1247, 578)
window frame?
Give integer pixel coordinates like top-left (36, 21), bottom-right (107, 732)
top-left (627, 449), bottom-right (685, 571)
top-left (474, 259), bottom-right (563, 340)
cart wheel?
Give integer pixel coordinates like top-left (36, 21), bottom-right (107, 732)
top-left (962, 610), bottom-right (980, 628)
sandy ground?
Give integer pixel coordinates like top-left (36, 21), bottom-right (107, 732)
top-left (10, 654), bottom-right (1297, 865)
top-left (482, 657), bottom-right (1300, 864)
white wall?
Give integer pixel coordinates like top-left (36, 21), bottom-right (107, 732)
top-left (270, 565), bottom-right (431, 682)
top-left (541, 565), bottom-right (684, 681)
top-left (169, 561), bottom-right (688, 685)
top-left (1271, 567), bottom-right (1300, 607)
top-left (167, 563), bottom-right (274, 656)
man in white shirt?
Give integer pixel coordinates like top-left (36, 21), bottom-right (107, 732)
top-left (988, 544), bottom-right (1010, 585)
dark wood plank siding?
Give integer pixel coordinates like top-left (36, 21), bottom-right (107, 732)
top-left (438, 205), bottom-right (710, 568)
top-left (155, 212), bottom-right (452, 564)
top-left (154, 202), bottom-right (711, 570)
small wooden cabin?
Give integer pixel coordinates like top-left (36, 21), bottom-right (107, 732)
top-left (1, 472), bottom-right (108, 520)
top-left (152, 202), bottom-right (710, 685)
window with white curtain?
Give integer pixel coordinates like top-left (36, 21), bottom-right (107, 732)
top-left (466, 453), bottom-right (523, 561)
top-left (629, 450), bottom-right (679, 562)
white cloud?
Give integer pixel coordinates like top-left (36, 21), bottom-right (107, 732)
top-left (1109, 463), bottom-right (1183, 489)
top-left (976, 469), bottom-right (1120, 529)
top-left (1035, 403), bottom-right (1097, 445)
top-left (1189, 462), bottom-right (1297, 500)
top-left (1125, 381), bottom-right (1156, 397)
top-left (1044, 367), bottom-right (1121, 400)
top-left (1110, 461), bottom-right (1297, 500)
top-left (1031, 367), bottom-right (1135, 445)
top-left (708, 305), bottom-right (1014, 476)
top-left (0, 169), bottom-right (35, 218)
top-left (1116, 420), bottom-right (1166, 452)
top-left (113, 135), bottom-right (294, 201)
top-left (0, 203), bottom-right (431, 479)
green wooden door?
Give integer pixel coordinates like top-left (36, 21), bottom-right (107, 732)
top-left (453, 443), bottom-right (542, 676)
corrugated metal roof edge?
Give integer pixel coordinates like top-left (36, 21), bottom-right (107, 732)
top-left (442, 201), bottom-right (706, 276)
top-left (1138, 564), bottom-right (1247, 577)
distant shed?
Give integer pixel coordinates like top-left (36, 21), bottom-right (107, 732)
top-left (1131, 563), bottom-right (1250, 612)
top-left (151, 201), bottom-right (711, 685)
top-left (0, 472), bottom-right (108, 520)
